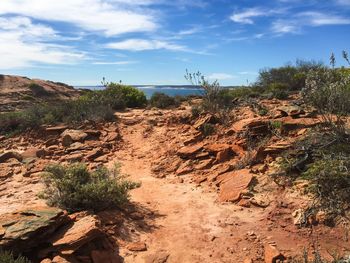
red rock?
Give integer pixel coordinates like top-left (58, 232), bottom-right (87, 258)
top-left (0, 207), bottom-right (70, 254)
top-left (204, 143), bottom-right (231, 153)
top-left (104, 132), bottom-right (120, 142)
top-left (84, 129), bottom-right (101, 138)
top-left (65, 153), bottom-right (84, 162)
top-left (194, 159), bottom-right (213, 170)
top-left (91, 250), bottom-right (122, 263)
top-left (50, 215), bottom-right (103, 255)
top-left (216, 148), bottom-right (231, 163)
top-left (218, 169), bottom-right (253, 202)
top-left (176, 162), bottom-right (193, 175)
top-left (0, 151), bottom-right (23, 163)
top-left (51, 255), bottom-right (79, 263)
top-left (61, 129), bottom-right (88, 147)
top-left (177, 144), bottom-right (203, 159)
top-left (144, 251), bottom-right (170, 263)
top-left (45, 125), bottom-right (68, 133)
top-left (126, 241), bottom-right (147, 252)
top-left (86, 148), bottom-right (103, 161)
top-left (264, 244), bottom-right (285, 263)
top-left (22, 147), bottom-right (47, 159)
top-left (193, 114), bottom-right (217, 130)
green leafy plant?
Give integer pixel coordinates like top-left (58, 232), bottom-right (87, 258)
top-left (39, 163), bottom-right (140, 212)
top-left (0, 251), bottom-right (30, 263)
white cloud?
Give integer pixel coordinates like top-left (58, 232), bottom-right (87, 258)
top-left (271, 20), bottom-right (299, 34)
top-left (300, 12), bottom-right (350, 26)
top-left (0, 16), bottom-right (84, 69)
top-left (92, 61), bottom-right (138, 65)
top-left (106, 39), bottom-right (187, 51)
top-left (208, 73), bottom-right (235, 80)
top-left (272, 12), bottom-right (350, 34)
top-left (230, 8), bottom-right (266, 24)
top-left (0, 0), bottom-right (157, 36)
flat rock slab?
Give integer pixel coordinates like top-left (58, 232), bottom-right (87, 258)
top-left (177, 144), bottom-right (203, 158)
top-left (0, 206), bottom-right (69, 253)
top-left (218, 169), bottom-right (253, 202)
top-left (51, 215), bottom-right (103, 255)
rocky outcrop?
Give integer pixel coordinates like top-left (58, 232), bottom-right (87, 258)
top-left (0, 207), bottom-right (69, 254)
top-left (0, 207), bottom-right (121, 263)
top-left (0, 75), bottom-right (79, 112)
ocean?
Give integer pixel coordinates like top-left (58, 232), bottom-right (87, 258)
top-left (75, 85), bottom-right (203, 99)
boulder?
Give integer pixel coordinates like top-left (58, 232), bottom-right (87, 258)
top-left (50, 215), bottom-right (103, 255)
top-left (264, 244), bottom-right (285, 263)
top-left (61, 130), bottom-right (88, 147)
top-left (0, 207), bottom-right (70, 254)
top-left (218, 169), bottom-right (253, 202)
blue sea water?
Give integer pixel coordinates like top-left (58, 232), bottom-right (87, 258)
top-left (75, 85), bottom-right (203, 99)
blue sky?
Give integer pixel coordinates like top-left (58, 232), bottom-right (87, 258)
top-left (0, 0), bottom-right (349, 86)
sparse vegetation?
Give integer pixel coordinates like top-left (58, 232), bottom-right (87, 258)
top-left (0, 82), bottom-right (148, 135)
top-left (149, 92), bottom-right (178, 109)
top-left (0, 251), bottom-right (30, 263)
top-left (28, 83), bottom-right (51, 97)
top-left (39, 163), bottom-right (140, 212)
top-left (185, 70), bottom-right (236, 122)
top-left (292, 249), bottom-right (347, 263)
top-left (200, 123), bottom-right (215, 137)
top-left (302, 67), bottom-right (350, 135)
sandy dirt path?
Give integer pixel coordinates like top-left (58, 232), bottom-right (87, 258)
top-left (113, 111), bottom-right (268, 263)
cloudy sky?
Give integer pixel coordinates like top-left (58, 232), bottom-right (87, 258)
top-left (0, 0), bottom-right (349, 86)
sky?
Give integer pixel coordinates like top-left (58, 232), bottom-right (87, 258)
top-left (0, 0), bottom-right (349, 86)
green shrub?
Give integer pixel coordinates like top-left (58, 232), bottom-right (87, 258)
top-left (108, 83), bottom-right (147, 108)
top-left (40, 163), bottom-right (140, 212)
top-left (267, 82), bottom-right (289, 99)
top-left (0, 251), bottom-right (30, 263)
top-left (257, 60), bottom-right (324, 91)
top-left (302, 155), bottom-right (350, 216)
top-left (0, 99), bottom-right (115, 135)
top-left (149, 92), bottom-right (178, 109)
top-left (200, 123), bottom-right (215, 137)
top-left (82, 83), bottom-right (147, 109)
top-left (191, 105), bottom-right (201, 118)
top-left (303, 68), bottom-right (350, 134)
top-left (28, 83), bottom-right (51, 97)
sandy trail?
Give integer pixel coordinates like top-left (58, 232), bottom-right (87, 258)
top-left (113, 111), bottom-right (267, 263)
